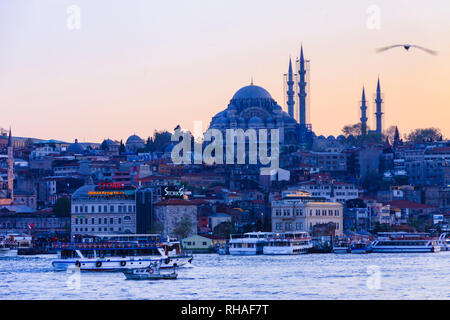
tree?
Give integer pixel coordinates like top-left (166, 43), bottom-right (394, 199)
top-left (151, 130), bottom-right (172, 152)
top-left (406, 127), bottom-right (442, 143)
top-left (342, 123), bottom-right (363, 137)
top-left (173, 213), bottom-right (194, 239)
top-left (213, 221), bottom-right (234, 238)
top-left (53, 197), bottom-right (71, 217)
top-left (383, 125), bottom-right (397, 143)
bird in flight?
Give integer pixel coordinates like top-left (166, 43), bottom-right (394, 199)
top-left (376, 44), bottom-right (438, 55)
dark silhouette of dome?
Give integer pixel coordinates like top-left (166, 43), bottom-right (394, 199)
top-left (231, 85), bottom-right (273, 100)
top-left (66, 139), bottom-right (84, 154)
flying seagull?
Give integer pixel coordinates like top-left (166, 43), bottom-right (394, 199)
top-left (376, 44), bottom-right (438, 55)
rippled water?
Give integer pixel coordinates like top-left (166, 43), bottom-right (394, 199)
top-left (0, 251), bottom-right (449, 299)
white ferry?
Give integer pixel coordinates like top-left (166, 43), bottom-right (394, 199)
top-left (228, 232), bottom-right (273, 255)
top-left (51, 234), bottom-right (193, 271)
top-left (371, 232), bottom-right (441, 253)
top-left (263, 232), bottom-right (312, 255)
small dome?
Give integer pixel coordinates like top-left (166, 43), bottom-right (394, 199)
top-left (102, 139), bottom-right (118, 146)
top-left (337, 135), bottom-right (346, 140)
top-left (66, 139), bottom-right (84, 154)
top-left (126, 134), bottom-right (144, 145)
top-left (327, 135), bottom-right (335, 140)
top-left (232, 85), bottom-right (273, 100)
top-left (72, 185), bottom-right (97, 200)
top-left (248, 116), bottom-right (263, 124)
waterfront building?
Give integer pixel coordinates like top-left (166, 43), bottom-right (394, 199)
top-left (271, 192), bottom-right (343, 236)
top-left (70, 185), bottom-right (137, 237)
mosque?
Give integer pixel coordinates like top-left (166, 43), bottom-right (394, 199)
top-left (208, 45), bottom-right (314, 152)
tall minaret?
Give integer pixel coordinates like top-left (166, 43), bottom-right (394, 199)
top-left (375, 77), bottom-right (383, 135)
top-left (7, 127), bottom-right (14, 200)
top-left (286, 58), bottom-right (295, 118)
top-left (298, 45), bottom-right (307, 126)
top-left (360, 86), bottom-right (368, 136)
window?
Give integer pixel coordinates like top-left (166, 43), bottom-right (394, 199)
top-left (118, 218), bottom-right (121, 224)
top-left (80, 206), bottom-right (83, 213)
top-left (91, 218), bottom-right (94, 224)
top-left (110, 218), bottom-right (113, 224)
top-left (104, 218), bottom-right (107, 224)
top-left (98, 206), bottom-right (102, 213)
top-left (104, 205), bottom-right (107, 212)
top-left (110, 206), bottom-right (114, 212)
top-left (202, 242), bottom-right (207, 246)
top-left (75, 218), bottom-right (78, 224)
top-left (74, 206), bottom-right (78, 213)
top-left (91, 206), bottom-right (95, 213)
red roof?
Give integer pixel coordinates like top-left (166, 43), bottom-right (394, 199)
top-left (154, 199), bottom-right (207, 206)
top-left (387, 200), bottom-right (436, 209)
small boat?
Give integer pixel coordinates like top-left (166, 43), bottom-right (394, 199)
top-left (350, 242), bottom-right (372, 254)
top-left (217, 244), bottom-right (229, 255)
top-left (123, 261), bottom-right (177, 280)
top-left (332, 241), bottom-right (350, 254)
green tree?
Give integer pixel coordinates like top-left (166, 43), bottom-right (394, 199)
top-left (173, 213), bottom-right (194, 239)
top-left (53, 197), bottom-right (71, 217)
top-left (406, 127), bottom-right (442, 143)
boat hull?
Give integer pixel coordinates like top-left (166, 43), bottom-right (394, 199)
top-left (52, 256), bottom-right (192, 272)
top-left (263, 246), bottom-right (311, 255)
top-left (371, 246), bottom-right (440, 253)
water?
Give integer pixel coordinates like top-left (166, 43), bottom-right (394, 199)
top-left (0, 252), bottom-right (449, 299)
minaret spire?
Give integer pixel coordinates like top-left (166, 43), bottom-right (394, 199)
top-left (360, 86), bottom-right (368, 136)
top-left (7, 127), bottom-right (13, 201)
top-left (286, 58), bottom-right (295, 118)
top-left (298, 44), bottom-right (307, 126)
top-left (375, 76), bottom-right (383, 135)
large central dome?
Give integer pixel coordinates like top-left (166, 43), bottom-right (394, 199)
top-left (231, 85), bottom-right (273, 100)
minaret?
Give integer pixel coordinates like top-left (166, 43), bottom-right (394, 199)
top-left (360, 86), bottom-right (368, 136)
top-left (286, 58), bottom-right (295, 118)
top-left (7, 127), bottom-right (14, 200)
top-left (298, 45), bottom-right (307, 126)
top-left (375, 77), bottom-right (383, 135)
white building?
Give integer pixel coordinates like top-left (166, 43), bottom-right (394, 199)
top-left (271, 196), bottom-right (343, 236)
top-left (70, 185), bottom-right (136, 237)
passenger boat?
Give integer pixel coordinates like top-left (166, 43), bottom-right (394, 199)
top-left (371, 232), bottom-right (441, 253)
top-left (228, 232), bottom-right (273, 255)
top-left (122, 261), bottom-right (177, 280)
top-left (51, 234), bottom-right (193, 271)
top-left (332, 241), bottom-right (350, 254)
top-left (263, 232), bottom-right (312, 255)
top-left (350, 242), bottom-right (372, 254)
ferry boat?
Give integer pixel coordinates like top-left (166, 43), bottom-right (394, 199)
top-left (263, 232), bottom-right (312, 255)
top-left (371, 232), bottom-right (441, 253)
top-left (228, 232), bottom-right (273, 255)
top-left (350, 242), bottom-right (372, 254)
top-left (51, 234), bottom-right (193, 271)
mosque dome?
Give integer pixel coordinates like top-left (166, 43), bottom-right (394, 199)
top-left (102, 139), bottom-right (118, 146)
top-left (231, 85), bottom-right (273, 101)
top-left (126, 134), bottom-right (144, 145)
top-left (66, 139), bottom-right (84, 154)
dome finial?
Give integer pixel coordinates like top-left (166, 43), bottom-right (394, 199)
top-left (250, 76), bottom-right (254, 85)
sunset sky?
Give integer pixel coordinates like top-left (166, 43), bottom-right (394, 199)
top-left (1, 0), bottom-right (449, 143)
